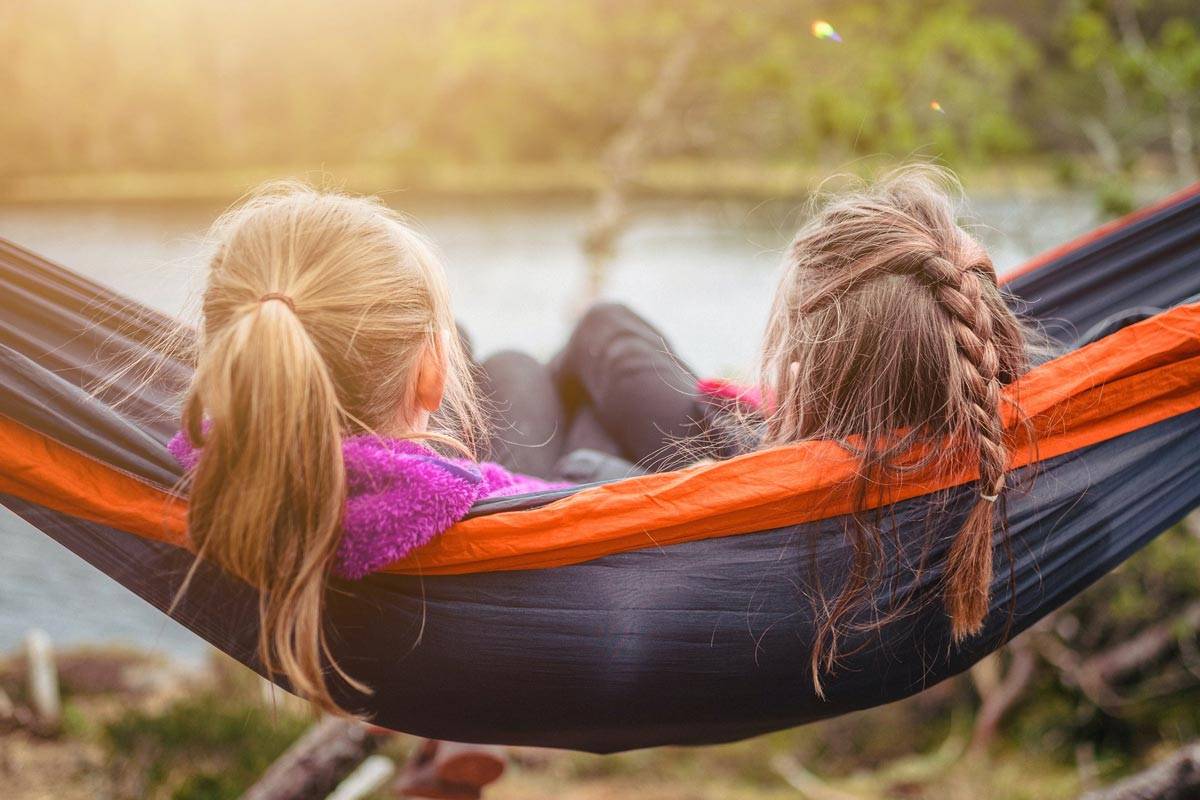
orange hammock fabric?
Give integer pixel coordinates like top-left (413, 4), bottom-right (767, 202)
top-left (4, 300), bottom-right (1200, 575)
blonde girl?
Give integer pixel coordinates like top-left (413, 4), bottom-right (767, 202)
top-left (169, 183), bottom-right (562, 727)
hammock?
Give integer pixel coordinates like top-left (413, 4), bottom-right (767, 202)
top-left (2, 184), bottom-right (1200, 753)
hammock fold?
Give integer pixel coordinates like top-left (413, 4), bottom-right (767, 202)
top-left (2, 184), bottom-right (1200, 752)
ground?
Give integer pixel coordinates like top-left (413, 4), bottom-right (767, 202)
top-left (0, 648), bottom-right (1083, 800)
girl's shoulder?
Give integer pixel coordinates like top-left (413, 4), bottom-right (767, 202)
top-left (338, 438), bottom-right (568, 576)
top-left (167, 431), bottom-right (567, 579)
top-left (341, 437), bottom-right (566, 499)
top-left (168, 431), bottom-right (489, 578)
top-left (467, 460), bottom-right (571, 498)
top-left (341, 435), bottom-right (484, 494)
top-left (337, 436), bottom-right (485, 578)
top-left (330, 437), bottom-right (569, 576)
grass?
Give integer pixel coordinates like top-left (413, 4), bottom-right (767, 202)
top-left (104, 692), bottom-right (310, 800)
top-left (84, 665), bottom-right (1090, 800)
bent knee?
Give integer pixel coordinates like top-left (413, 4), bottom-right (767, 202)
top-left (480, 349), bottom-right (551, 390)
top-left (482, 349), bottom-right (541, 370)
top-left (576, 301), bottom-right (638, 333)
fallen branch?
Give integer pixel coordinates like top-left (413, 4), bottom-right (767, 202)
top-left (1081, 741), bottom-right (1200, 800)
top-left (771, 720), bottom-right (967, 800)
top-left (326, 754), bottom-right (396, 800)
top-left (1035, 633), bottom-right (1126, 712)
top-left (1033, 600), bottom-right (1200, 714)
top-left (239, 716), bottom-right (382, 800)
top-left (770, 755), bottom-right (863, 800)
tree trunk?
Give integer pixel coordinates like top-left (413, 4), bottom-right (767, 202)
top-left (579, 26), bottom-right (705, 302)
top-left (1167, 98), bottom-right (1198, 184)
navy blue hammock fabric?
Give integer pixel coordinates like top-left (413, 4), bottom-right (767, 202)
top-left (2, 185), bottom-right (1200, 753)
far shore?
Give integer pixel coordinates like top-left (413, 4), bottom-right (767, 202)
top-left (0, 157), bottom-right (1172, 207)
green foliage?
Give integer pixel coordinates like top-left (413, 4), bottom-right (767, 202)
top-left (1, 0), bottom-right (1195, 189)
top-left (59, 702), bottom-right (92, 739)
top-left (704, 0), bottom-right (1038, 163)
top-left (1096, 177), bottom-right (1136, 215)
top-left (104, 688), bottom-right (309, 800)
top-left (1048, 1), bottom-right (1199, 208)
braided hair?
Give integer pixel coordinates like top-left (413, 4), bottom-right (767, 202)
top-left (760, 165), bottom-right (1032, 690)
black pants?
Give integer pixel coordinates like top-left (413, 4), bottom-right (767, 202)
top-left (477, 303), bottom-right (1166, 481)
top-left (477, 349), bottom-right (617, 480)
top-left (478, 303), bottom-right (730, 480)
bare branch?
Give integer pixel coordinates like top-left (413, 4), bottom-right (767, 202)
top-left (969, 642), bottom-right (1038, 754)
top-left (1081, 117), bottom-right (1123, 175)
top-left (1081, 741), bottom-right (1200, 800)
top-left (771, 756), bottom-right (863, 800)
top-left (580, 21), bottom-right (713, 301)
top-left (1085, 600), bottom-right (1200, 685)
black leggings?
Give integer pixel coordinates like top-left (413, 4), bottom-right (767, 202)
top-left (477, 302), bottom-right (1168, 481)
top-left (477, 350), bottom-right (625, 479)
top-left (478, 303), bottom-right (732, 480)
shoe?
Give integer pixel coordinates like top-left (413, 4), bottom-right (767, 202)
top-left (394, 739), bottom-right (507, 799)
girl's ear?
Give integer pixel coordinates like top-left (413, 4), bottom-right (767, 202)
top-left (415, 329), bottom-right (449, 414)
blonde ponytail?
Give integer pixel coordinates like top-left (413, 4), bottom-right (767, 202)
top-left (180, 182), bottom-right (483, 712)
top-left (185, 300), bottom-right (353, 710)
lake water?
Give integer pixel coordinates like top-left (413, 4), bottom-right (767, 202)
top-left (0, 191), bottom-right (1104, 662)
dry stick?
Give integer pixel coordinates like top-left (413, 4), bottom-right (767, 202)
top-left (969, 650), bottom-right (1002, 696)
top-left (772, 724), bottom-right (966, 800)
top-left (770, 755), bottom-right (863, 800)
top-left (239, 716), bottom-right (382, 800)
top-left (579, 26), bottom-right (704, 303)
top-left (1080, 741), bottom-right (1200, 800)
top-left (1076, 742), bottom-right (1100, 797)
top-left (325, 754), bottom-right (396, 800)
top-left (1035, 634), bottom-right (1126, 712)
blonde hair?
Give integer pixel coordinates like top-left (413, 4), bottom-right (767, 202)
top-left (761, 166), bottom-right (1034, 688)
top-left (180, 182), bottom-right (483, 712)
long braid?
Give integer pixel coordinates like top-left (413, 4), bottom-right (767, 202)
top-left (921, 253), bottom-right (1009, 640)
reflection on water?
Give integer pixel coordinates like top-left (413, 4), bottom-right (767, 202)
top-left (0, 191), bottom-right (1102, 660)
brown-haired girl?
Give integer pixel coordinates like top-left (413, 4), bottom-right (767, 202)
top-left (755, 165), bottom-right (1034, 678)
top-left (555, 165), bottom-right (1037, 682)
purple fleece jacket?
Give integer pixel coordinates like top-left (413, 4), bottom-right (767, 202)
top-left (167, 432), bottom-right (567, 580)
